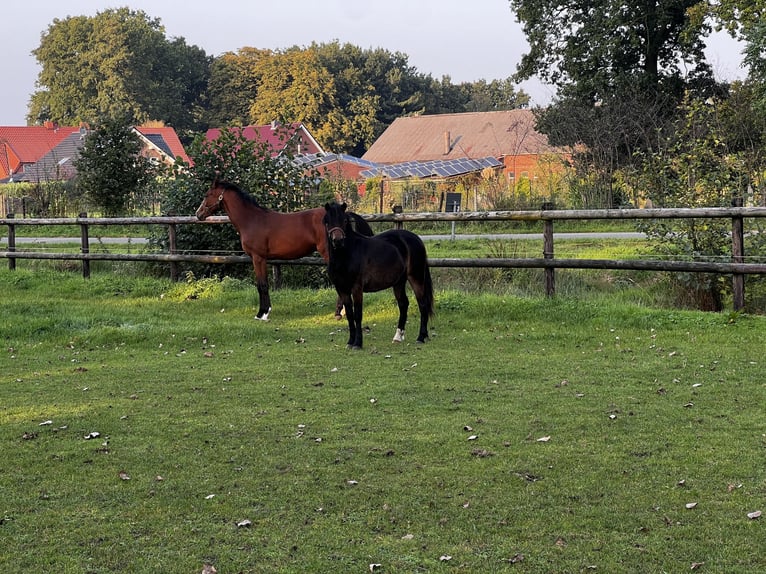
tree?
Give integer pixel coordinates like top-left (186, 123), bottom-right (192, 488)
top-left (74, 119), bottom-right (157, 216)
top-left (30, 8), bottom-right (210, 132)
top-left (509, 0), bottom-right (712, 98)
top-left (508, 0), bottom-right (720, 207)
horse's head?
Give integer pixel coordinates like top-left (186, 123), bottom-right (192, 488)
top-left (323, 202), bottom-right (349, 248)
top-left (195, 182), bottom-right (226, 220)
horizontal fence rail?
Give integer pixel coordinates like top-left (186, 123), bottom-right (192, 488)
top-left (2, 206), bottom-right (765, 310)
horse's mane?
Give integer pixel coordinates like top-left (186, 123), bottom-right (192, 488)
top-left (215, 180), bottom-right (266, 210)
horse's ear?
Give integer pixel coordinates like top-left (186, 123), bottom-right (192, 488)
top-left (324, 202), bottom-right (331, 211)
top-left (341, 202), bottom-right (347, 211)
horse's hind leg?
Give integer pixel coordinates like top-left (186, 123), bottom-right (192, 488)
top-left (409, 279), bottom-right (430, 343)
top-left (392, 283), bottom-right (409, 343)
top-left (253, 258), bottom-right (271, 320)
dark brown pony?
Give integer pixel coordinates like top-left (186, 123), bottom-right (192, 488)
top-left (195, 180), bottom-right (373, 320)
top-left (323, 201), bottom-right (434, 350)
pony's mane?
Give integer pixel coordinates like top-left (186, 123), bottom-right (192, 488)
top-left (215, 180), bottom-right (265, 209)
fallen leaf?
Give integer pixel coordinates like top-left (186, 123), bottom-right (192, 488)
top-left (401, 534), bottom-right (414, 540)
top-left (537, 435), bottom-right (551, 442)
top-left (685, 502), bottom-right (698, 509)
top-left (747, 510), bottom-right (762, 519)
top-left (118, 471), bottom-right (130, 481)
top-left (369, 564), bottom-right (382, 572)
top-left (471, 449), bottom-right (494, 458)
top-left (84, 432), bottom-right (100, 440)
top-left (205, 494), bottom-right (215, 499)
top-left (503, 553), bottom-right (524, 564)
top-left (201, 565), bottom-right (217, 574)
top-left (237, 519), bottom-right (252, 528)
top-left (39, 420), bottom-right (53, 426)
top-left (467, 435), bottom-right (478, 441)
top-left (439, 555), bottom-right (452, 562)
top-left (691, 562), bottom-right (705, 570)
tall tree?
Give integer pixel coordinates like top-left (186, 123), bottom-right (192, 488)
top-left (508, 0), bottom-right (719, 206)
top-left (509, 0), bottom-right (712, 99)
top-left (29, 8), bottom-right (210, 132)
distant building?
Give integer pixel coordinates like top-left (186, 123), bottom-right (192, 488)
top-left (0, 123), bottom-right (189, 184)
top-left (362, 110), bottom-right (571, 185)
top-left (205, 122), bottom-right (325, 157)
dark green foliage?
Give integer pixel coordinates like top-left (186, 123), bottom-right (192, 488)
top-left (74, 119), bottom-right (158, 216)
top-left (29, 8), bottom-right (210, 131)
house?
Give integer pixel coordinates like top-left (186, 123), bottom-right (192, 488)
top-left (205, 122), bottom-right (325, 157)
top-left (362, 110), bottom-right (571, 186)
top-left (0, 123), bottom-right (189, 183)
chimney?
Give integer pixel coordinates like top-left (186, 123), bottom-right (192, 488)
top-left (443, 131), bottom-right (451, 155)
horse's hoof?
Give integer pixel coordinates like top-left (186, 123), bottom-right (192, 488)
top-left (254, 307), bottom-right (272, 321)
top-left (347, 344), bottom-right (363, 351)
top-left (334, 314), bottom-right (343, 321)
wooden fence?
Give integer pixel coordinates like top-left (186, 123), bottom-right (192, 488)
top-left (2, 206), bottom-right (766, 311)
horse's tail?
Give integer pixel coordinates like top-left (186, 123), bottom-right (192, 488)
top-left (422, 259), bottom-right (435, 318)
top-left (407, 233), bottom-right (435, 318)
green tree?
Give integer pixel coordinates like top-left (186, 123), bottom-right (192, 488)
top-left (633, 87), bottom-right (766, 309)
top-left (205, 48), bottom-right (270, 127)
top-left (30, 8), bottom-right (210, 132)
top-left (509, 0), bottom-right (712, 97)
top-left (74, 119), bottom-right (157, 216)
top-left (464, 78), bottom-right (530, 111)
top-left (508, 0), bottom-right (719, 207)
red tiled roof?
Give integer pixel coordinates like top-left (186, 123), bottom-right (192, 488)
top-left (0, 124), bottom-right (189, 181)
top-left (0, 125), bottom-right (80, 178)
top-left (136, 126), bottom-right (190, 163)
top-left (362, 110), bottom-right (565, 164)
top-left (205, 123), bottom-right (325, 156)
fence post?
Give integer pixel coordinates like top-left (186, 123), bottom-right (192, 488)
top-left (167, 223), bottom-right (178, 281)
top-left (79, 212), bottom-right (90, 279)
top-left (731, 197), bottom-right (745, 311)
top-left (7, 213), bottom-right (16, 271)
top-left (542, 203), bottom-right (555, 297)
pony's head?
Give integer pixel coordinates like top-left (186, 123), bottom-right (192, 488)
top-left (323, 202), bottom-right (349, 248)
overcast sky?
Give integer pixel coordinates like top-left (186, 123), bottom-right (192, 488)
top-left (1, 0), bottom-right (747, 125)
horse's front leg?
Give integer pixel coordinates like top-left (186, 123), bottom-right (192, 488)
top-left (252, 257), bottom-right (271, 320)
top-left (337, 291), bottom-right (356, 348)
top-left (335, 295), bottom-right (345, 320)
top-left (392, 283), bottom-right (409, 343)
top-left (349, 288), bottom-right (365, 350)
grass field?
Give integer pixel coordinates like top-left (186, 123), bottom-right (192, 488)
top-left (2, 268), bottom-right (765, 573)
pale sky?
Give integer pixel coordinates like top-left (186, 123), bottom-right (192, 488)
top-left (1, 0), bottom-right (746, 125)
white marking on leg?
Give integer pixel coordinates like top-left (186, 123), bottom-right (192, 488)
top-left (393, 328), bottom-right (405, 343)
top-left (255, 307), bottom-right (271, 321)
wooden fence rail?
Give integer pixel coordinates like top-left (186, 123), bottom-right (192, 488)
top-left (2, 206), bottom-right (766, 310)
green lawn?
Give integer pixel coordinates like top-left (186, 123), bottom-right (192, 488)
top-left (1, 269), bottom-right (765, 573)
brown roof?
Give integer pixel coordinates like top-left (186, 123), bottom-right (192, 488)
top-left (362, 110), bottom-right (562, 164)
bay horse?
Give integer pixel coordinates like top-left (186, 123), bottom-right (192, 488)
top-left (195, 180), bottom-right (373, 320)
top-left (323, 201), bottom-right (434, 350)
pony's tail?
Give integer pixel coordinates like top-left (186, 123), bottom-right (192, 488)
top-left (422, 261), bottom-right (435, 318)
